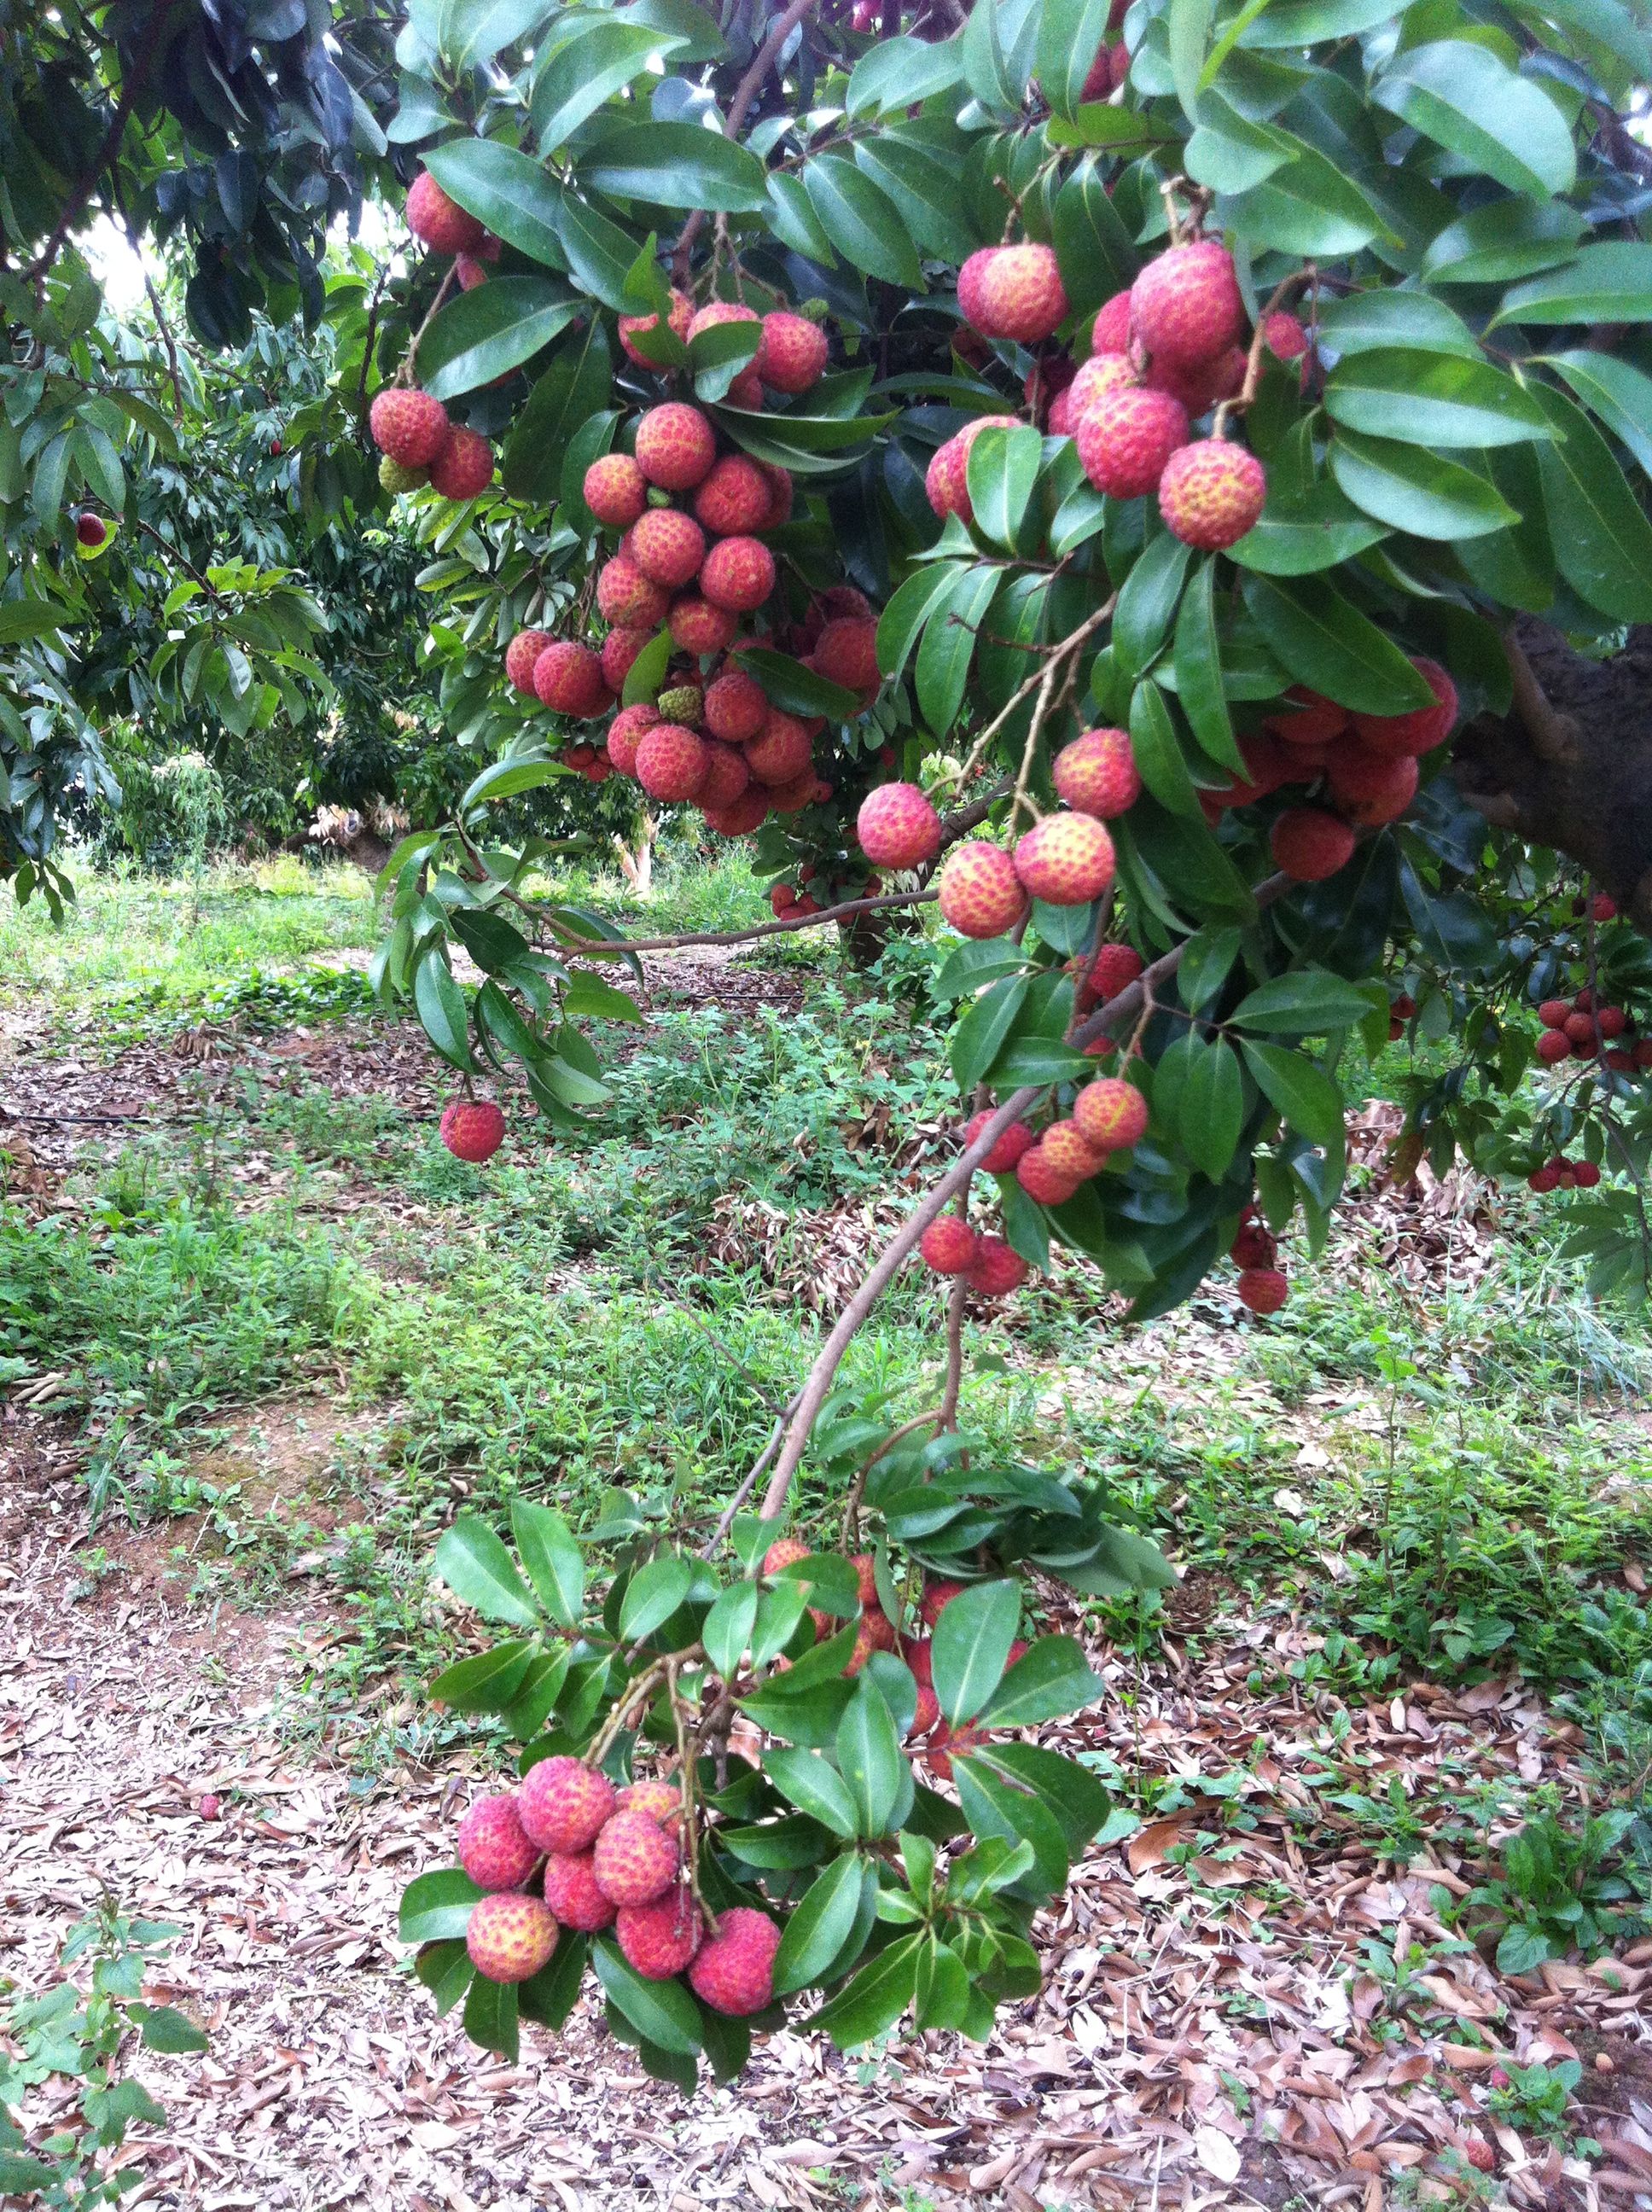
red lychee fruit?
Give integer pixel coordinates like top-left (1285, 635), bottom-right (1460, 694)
top-left (969, 243), bottom-right (1068, 344)
top-left (631, 508), bottom-right (707, 589)
top-left (1565, 1010), bottom-right (1597, 1047)
top-left (845, 1608), bottom-right (898, 1675)
top-left (688, 1906), bottom-right (780, 2016)
top-left (1598, 1005), bottom-right (1628, 1038)
top-left (606, 702), bottom-right (660, 777)
top-left (1131, 240), bottom-right (1243, 367)
top-left (75, 512), bottom-right (108, 548)
top-left (849, 1552), bottom-right (879, 1609)
top-left (619, 288), bottom-right (692, 366)
top-left (670, 597), bottom-right (737, 655)
top-left (1053, 727), bottom-right (1140, 819)
top-left (1067, 351), bottom-right (1139, 424)
top-left (593, 1812), bottom-right (681, 1906)
top-left (704, 670), bottom-right (768, 742)
top-left (699, 742), bottom-right (751, 810)
top-left (1590, 891), bottom-right (1618, 921)
top-left (925, 413), bottom-right (1021, 525)
top-left (1238, 1266), bottom-right (1288, 1315)
top-left (707, 787), bottom-right (774, 835)
top-left (407, 170), bottom-right (486, 255)
top-left (601, 627), bottom-right (654, 694)
top-left (634, 404), bottom-right (717, 492)
top-left (455, 253), bottom-right (489, 292)
top-left (1073, 1076), bottom-right (1149, 1152)
top-left (957, 247), bottom-right (995, 328)
top-left (760, 311), bottom-right (829, 393)
top-left (963, 1109), bottom-right (1035, 1173)
top-left (700, 536), bottom-right (776, 614)
top-left (687, 299), bottom-right (765, 363)
top-left (1348, 658), bottom-right (1457, 757)
top-left (762, 1536), bottom-right (811, 1580)
top-left (617, 1893), bottom-right (703, 1979)
top-left (505, 628), bottom-right (554, 696)
top-left (693, 454), bottom-right (772, 537)
top-left (542, 1851), bottom-right (618, 1932)
top-left (927, 1719), bottom-right (988, 1782)
top-left (635, 723), bottom-right (709, 801)
top-left (369, 387), bottom-right (450, 468)
top-left (1147, 345), bottom-right (1247, 417)
top-left (1093, 289), bottom-right (1134, 354)
top-left (918, 1580), bottom-right (969, 1630)
top-left (813, 618), bottom-right (880, 693)
top-left (534, 641), bottom-right (608, 718)
top-left (757, 461), bottom-right (794, 529)
top-left (1271, 806), bottom-right (1357, 882)
top-left (1016, 1145), bottom-right (1082, 1207)
top-left (518, 1756), bottom-right (616, 1854)
top-left (910, 1680), bottom-right (941, 1736)
top-left (467, 1891), bottom-right (557, 1983)
top-left (726, 367), bottom-right (765, 409)
top-left (1264, 311), bottom-right (1309, 362)
top-left (858, 783), bottom-right (942, 870)
top-left (585, 453), bottom-right (649, 529)
top-left (595, 555), bottom-right (670, 631)
top-left (440, 1100), bottom-right (505, 1163)
top-left (1041, 1119), bottom-right (1108, 1180)
top-left (1048, 387), bottom-right (1075, 436)
top-left (1013, 812), bottom-right (1116, 905)
top-left (1158, 439), bottom-right (1266, 550)
top-left (1077, 386), bottom-right (1190, 499)
top-left (1231, 1220), bottom-right (1276, 1269)
top-left (745, 709), bottom-right (814, 787)
top-left (1573, 1158), bottom-right (1603, 1186)
top-left (1265, 687), bottom-right (1348, 748)
top-left (457, 1793), bottom-right (540, 1889)
top-left (920, 1214), bottom-right (979, 1275)
top-left (1090, 943), bottom-right (1145, 1000)
top-left (429, 426), bottom-right (494, 501)
top-left (1528, 1159), bottom-right (1562, 1188)
top-left (615, 1779), bottom-right (682, 1824)
top-left (965, 1236), bottom-right (1029, 1297)
top-left (937, 841), bottom-right (1027, 939)
top-left (1327, 744), bottom-right (1417, 827)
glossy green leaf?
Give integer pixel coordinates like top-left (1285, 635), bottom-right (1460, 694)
top-left (1129, 679), bottom-right (1202, 820)
top-left (463, 1972), bottom-right (519, 2061)
top-left (846, 32), bottom-right (965, 113)
top-left (1542, 350), bottom-right (1652, 482)
top-left (1323, 349), bottom-right (1553, 448)
top-left (437, 0), bottom-right (556, 68)
top-left (1241, 573), bottom-right (1434, 714)
top-left (703, 1580), bottom-right (758, 1679)
top-left (1241, 1040), bottom-right (1345, 1147)
top-left (1496, 242), bottom-right (1652, 328)
top-left (734, 648), bottom-right (860, 721)
top-left (810, 1932), bottom-right (922, 2048)
top-left (1114, 529), bottom-right (1191, 679)
top-left (1231, 970), bottom-right (1378, 1034)
top-left (1171, 560), bottom-right (1242, 772)
top-left (519, 1930), bottom-right (588, 2029)
top-left (965, 424), bottom-right (1044, 552)
top-left (1529, 381), bottom-right (1652, 621)
top-left (425, 141), bottom-right (566, 269)
top-left (1314, 290), bottom-right (1480, 359)
top-left (837, 1675), bottom-right (905, 1837)
top-left (399, 1868), bottom-right (485, 1943)
top-left (552, 192), bottom-right (639, 311)
top-left (774, 1854), bottom-right (870, 1995)
top-left (428, 1638), bottom-right (537, 1714)
top-left (415, 1938), bottom-right (474, 2016)
top-left (916, 565), bottom-right (998, 738)
top-left (804, 154), bottom-right (924, 288)
top-left (593, 1940), bottom-right (704, 2051)
top-left (618, 1553), bottom-right (694, 1641)
top-left (1420, 199), bottom-right (1585, 286)
top-left (413, 948), bottom-right (473, 1072)
top-left (584, 123), bottom-right (768, 212)
top-left (532, 21), bottom-right (686, 148)
top-left (503, 322), bottom-right (614, 504)
top-left (763, 1747), bottom-right (860, 1838)
top-left (434, 1516), bottom-right (540, 1625)
top-left (1328, 428), bottom-right (1519, 539)
top-left (510, 1499), bottom-right (585, 1625)
top-left (932, 1579), bottom-right (1021, 1726)
top-left (1220, 141), bottom-right (1390, 258)
top-left (1373, 43), bottom-right (1577, 201)
top-left (977, 1635), bottom-right (1102, 1726)
top-left (1178, 1038), bottom-right (1245, 1182)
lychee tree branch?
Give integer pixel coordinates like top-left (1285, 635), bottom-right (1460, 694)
top-left (672, 0), bottom-right (820, 285)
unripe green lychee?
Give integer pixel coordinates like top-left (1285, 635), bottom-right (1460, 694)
top-left (656, 682), bottom-right (703, 727)
top-left (379, 455), bottom-right (428, 494)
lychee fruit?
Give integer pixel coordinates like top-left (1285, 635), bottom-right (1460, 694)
top-left (517, 1756), bottom-right (616, 1854)
top-left (918, 1580), bottom-right (969, 1629)
top-left (602, 626), bottom-right (654, 694)
top-left (1073, 1076), bottom-right (1149, 1152)
top-left (657, 682), bottom-right (703, 728)
top-left (965, 1236), bottom-right (1029, 1297)
top-left (1264, 310), bottom-right (1309, 362)
top-left (1271, 807), bottom-right (1357, 882)
top-left (1348, 658), bottom-right (1457, 757)
top-left (440, 1100), bottom-right (505, 1162)
top-left (606, 702), bottom-right (659, 777)
top-left (760, 311), bottom-right (829, 393)
top-left (1093, 289), bottom-right (1134, 353)
top-left (845, 1608), bottom-right (898, 1675)
top-left (670, 597), bottom-right (737, 655)
top-left (1326, 745), bottom-right (1417, 827)
top-left (694, 454), bottom-right (772, 536)
top-left (617, 1893), bottom-right (703, 1979)
top-left (1076, 387), bottom-right (1190, 499)
top-left (1147, 345), bottom-right (1247, 417)
top-left (1158, 439), bottom-right (1266, 550)
top-left (634, 404), bottom-right (717, 492)
top-left (457, 1793), bottom-right (540, 1889)
top-left (635, 723), bottom-right (710, 801)
top-left (700, 536), bottom-right (776, 614)
top-left (757, 462), bottom-right (794, 529)
top-left (699, 742), bottom-right (751, 810)
top-left (75, 512), bottom-right (108, 547)
top-left (1131, 240), bottom-right (1243, 367)
top-left (505, 628), bottom-right (554, 696)
top-left (970, 243), bottom-right (1068, 344)
top-left (957, 247), bottom-right (995, 329)
top-left (455, 253), bottom-right (489, 292)
top-left (631, 509), bottom-right (707, 589)
top-left (618, 288), bottom-right (692, 366)
top-left (1016, 1145), bottom-right (1082, 1207)
top-left (379, 456), bottom-right (428, 493)
top-left (813, 618), bottom-right (880, 693)
top-left (1013, 812), bottom-right (1115, 905)
top-left (1090, 943), bottom-right (1145, 1000)
top-left (1053, 727), bottom-right (1140, 818)
top-left (369, 387), bottom-right (450, 468)
top-left (466, 1891), bottom-right (557, 1984)
top-left (762, 1536), bottom-right (811, 1579)
top-left (592, 1813), bottom-right (680, 1906)
top-left (937, 841), bottom-right (1027, 939)
top-left (1265, 688), bottom-right (1348, 748)
top-left (744, 709), bottom-right (813, 787)
top-left (706, 788), bottom-right (772, 835)
top-left (407, 170), bottom-right (486, 255)
top-left (688, 299), bottom-right (765, 362)
top-left (858, 783), bottom-right (941, 869)
top-left (584, 453), bottom-right (648, 529)
top-left (534, 640), bottom-right (608, 717)
top-left (687, 1906), bottom-right (780, 2016)
top-left (704, 670), bottom-right (768, 742)
top-left (910, 1680), bottom-right (942, 1736)
top-left (1067, 351), bottom-right (1139, 423)
top-left (616, 1778), bottom-right (682, 1824)
top-left (596, 555), bottom-right (671, 631)
top-left (1238, 1266), bottom-right (1288, 1315)
top-left (920, 1214), bottom-right (979, 1274)
top-left (927, 1719), bottom-right (987, 1782)
top-left (1041, 1119), bottom-right (1108, 1180)
top-left (926, 414), bottom-right (1021, 525)
top-left (1589, 891), bottom-right (1618, 921)
top-left (428, 426), bottom-right (494, 501)
top-left (542, 1851), bottom-right (618, 1932)
top-left (963, 1109), bottom-right (1035, 1173)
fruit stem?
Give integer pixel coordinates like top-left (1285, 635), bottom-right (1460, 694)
top-left (672, 0), bottom-right (820, 283)
top-left (1227, 265), bottom-right (1319, 426)
top-left (666, 1659), bottom-right (721, 1937)
top-left (399, 262), bottom-right (459, 386)
top-left (587, 1656), bottom-right (672, 1764)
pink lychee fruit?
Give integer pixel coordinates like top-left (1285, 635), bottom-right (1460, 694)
top-left (1348, 658), bottom-right (1457, 757)
top-left (505, 628), bottom-right (554, 696)
top-left (616, 1893), bottom-right (703, 1979)
top-left (694, 454), bottom-right (772, 536)
top-left (965, 1236), bottom-right (1030, 1297)
top-left (439, 1100), bottom-right (505, 1163)
top-left (605, 702), bottom-right (660, 777)
top-left (757, 462), bottom-right (794, 528)
top-left (937, 841), bottom-right (1027, 939)
top-left (704, 670), bottom-right (768, 742)
top-left (466, 1891), bottom-right (557, 1983)
top-left (925, 413), bottom-right (1021, 525)
top-left (369, 387), bottom-right (450, 468)
top-left (533, 641), bottom-right (610, 719)
top-left (1016, 1145), bottom-right (1082, 1206)
top-left (634, 404), bottom-right (718, 492)
top-left (760, 311), bottom-right (829, 393)
top-left (457, 1793), bottom-right (540, 1889)
top-left (687, 300), bottom-right (765, 370)
top-left (615, 1779), bottom-right (682, 1824)
top-left (857, 783), bottom-right (941, 869)
top-left (619, 288), bottom-right (692, 366)
top-left (1091, 943), bottom-right (1145, 999)
top-left (920, 1214), bottom-right (979, 1274)
top-left (601, 626), bottom-right (654, 694)
top-left (970, 243), bottom-right (1068, 344)
top-left (1238, 1266), bottom-right (1288, 1315)
top-left (407, 171), bottom-right (486, 255)
top-left (704, 789), bottom-right (770, 835)
top-left (1264, 310), bottom-right (1309, 362)
top-left (1013, 813), bottom-right (1116, 905)
top-left (1041, 1119), bottom-right (1108, 1180)
top-left (1131, 240), bottom-right (1244, 367)
top-left (699, 742), bottom-right (751, 810)
top-left (542, 1851), bottom-right (618, 1932)
top-left (670, 597), bottom-right (738, 655)
top-left (812, 618), bottom-right (880, 693)
top-left (584, 453), bottom-right (649, 529)
top-left (428, 426), bottom-right (494, 501)
top-left (635, 722), bottom-right (710, 801)
top-left (631, 508), bottom-right (707, 589)
top-left (1326, 744), bottom-right (1418, 827)
top-left (592, 1812), bottom-right (680, 1906)
top-left (1067, 351), bottom-right (1139, 425)
top-left (1053, 728), bottom-right (1140, 818)
top-left (1265, 687), bottom-right (1348, 748)
top-left (1270, 807), bottom-right (1357, 882)
top-left (687, 1906), bottom-right (781, 2016)
top-left (1093, 289), bottom-right (1134, 353)
top-left (1158, 439), bottom-right (1267, 550)
top-left (517, 1755), bottom-right (616, 1854)
top-left (963, 1109), bottom-right (1035, 1173)
top-left (700, 536), bottom-right (777, 614)
top-left (1073, 1076), bottom-right (1149, 1152)
top-left (1076, 387), bottom-right (1189, 499)
top-left (745, 708), bottom-right (813, 788)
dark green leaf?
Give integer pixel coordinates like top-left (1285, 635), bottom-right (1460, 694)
top-left (435, 1517), bottom-right (541, 1625)
top-left (532, 21), bottom-right (686, 148)
top-left (774, 1854), bottom-right (870, 1995)
top-left (584, 122), bottom-right (768, 212)
top-left (1241, 1040), bottom-right (1345, 1146)
top-left (977, 1635), bottom-right (1101, 1726)
top-left (503, 322), bottom-right (614, 504)
top-left (1231, 970), bottom-right (1378, 1034)
top-left (428, 1639), bottom-right (537, 1714)
top-left (510, 1499), bottom-right (585, 1625)
top-left (932, 1580), bottom-right (1021, 1726)
top-left (1241, 573), bottom-right (1434, 714)
top-left (836, 1675), bottom-right (905, 1837)
top-left (1323, 349), bottom-right (1554, 448)
top-left (810, 1933), bottom-right (922, 2048)
top-left (593, 1940), bottom-right (703, 2052)
top-left (419, 279), bottom-right (579, 401)
top-left (425, 141), bottom-right (566, 269)
top-left (762, 1747), bottom-right (860, 1838)
top-left (1329, 428), bottom-right (1519, 539)
top-left (1372, 42), bottom-right (1577, 201)
top-left (1420, 199), bottom-right (1585, 286)
top-left (400, 1868), bottom-right (485, 1943)
top-left (1529, 382), bottom-right (1652, 621)
top-left (804, 155), bottom-right (924, 288)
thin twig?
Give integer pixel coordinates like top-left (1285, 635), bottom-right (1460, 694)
top-left (554, 888), bottom-right (934, 959)
top-left (841, 1406), bottom-right (946, 1550)
top-left (673, 0), bottom-right (819, 284)
top-left (24, 6), bottom-right (167, 290)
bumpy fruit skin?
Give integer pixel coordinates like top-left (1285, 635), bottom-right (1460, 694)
top-left (596, 555), bottom-right (672, 631)
top-left (745, 709), bottom-right (814, 788)
top-left (636, 723), bottom-right (709, 801)
top-left (593, 1813), bottom-right (680, 1906)
top-left (631, 509), bottom-right (707, 589)
top-left (616, 1779), bottom-right (681, 1824)
top-left (970, 243), bottom-right (1067, 343)
top-left (455, 253), bottom-right (489, 292)
top-left (1589, 891), bottom-right (1618, 921)
top-left (657, 683), bottom-right (703, 729)
top-left (760, 311), bottom-right (829, 393)
top-left (534, 641), bottom-right (608, 717)
top-left (688, 1906), bottom-right (781, 2017)
top-left (1013, 813), bottom-right (1116, 905)
top-left (1158, 439), bottom-right (1266, 550)
top-left (1016, 1145), bottom-right (1081, 1207)
top-left (845, 1608), bottom-right (898, 1675)
top-left (1573, 1159), bottom-right (1603, 1187)
top-left (704, 670), bottom-right (767, 742)
top-left (407, 170), bottom-right (486, 254)
top-left (542, 1851), bottom-right (618, 1932)
top-left (1041, 1119), bottom-right (1107, 1180)
top-left (440, 1100), bottom-right (505, 1163)
top-left (457, 1793), bottom-right (540, 1889)
top-left (925, 414), bottom-right (1021, 525)
top-left (762, 1536), bottom-right (811, 1579)
top-left (1271, 806), bottom-right (1357, 882)
top-left (601, 626), bottom-right (652, 694)
top-left (687, 299), bottom-right (765, 363)
top-left (618, 288), bottom-right (692, 366)
top-left (505, 628), bottom-right (554, 696)
top-left (963, 1109), bottom-right (1035, 1174)
top-left (617, 1894), bottom-right (703, 1979)
top-left (1077, 387), bottom-right (1190, 499)
top-left (919, 1579), bottom-right (968, 1629)
top-left (957, 247), bottom-right (996, 329)
top-left (858, 783), bottom-right (942, 869)
top-left (1327, 744), bottom-right (1417, 827)
top-left (1349, 657), bottom-right (1457, 757)
top-left (369, 387), bottom-right (450, 468)
top-left (1265, 687), bottom-right (1348, 748)
top-left (699, 742), bottom-right (751, 810)
top-left (700, 536), bottom-right (777, 614)
top-left (605, 702), bottom-right (659, 777)
top-left (1093, 289), bottom-right (1134, 353)
top-left (938, 841), bottom-right (1028, 939)
top-left (378, 456), bottom-right (428, 495)
top-left (757, 462), bottom-right (794, 529)
top-left (1148, 345), bottom-right (1246, 417)
top-left (584, 454), bottom-right (648, 529)
top-left (670, 597), bottom-right (737, 655)
top-left (518, 1756), bottom-right (616, 1854)
top-left (706, 788), bottom-right (771, 837)
top-left (1090, 943), bottom-right (1144, 1000)
top-left (813, 618), bottom-right (880, 693)
top-left (1067, 352), bottom-right (1139, 422)
top-left (1053, 728), bottom-right (1140, 819)
top-left (634, 404), bottom-right (717, 492)
top-left (965, 1236), bottom-right (1029, 1297)
top-left (910, 1680), bottom-right (942, 1737)
top-left (694, 454), bottom-right (771, 536)
top-left (467, 1891), bottom-right (557, 1983)
top-left (1131, 240), bottom-right (1243, 367)
top-left (1264, 311), bottom-right (1310, 362)
top-left (429, 426), bottom-right (494, 501)
top-left (920, 1214), bottom-right (979, 1274)
top-left (1238, 1266), bottom-right (1288, 1315)
top-left (1073, 1077), bottom-right (1149, 1153)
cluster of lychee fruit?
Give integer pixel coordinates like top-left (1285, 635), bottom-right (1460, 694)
top-left (457, 1760), bottom-right (780, 2015)
top-left (1526, 1154), bottom-right (1602, 1195)
top-left (368, 172), bottom-right (501, 502)
top-left (1534, 987), bottom-right (1652, 1072)
top-left (1230, 1204), bottom-right (1288, 1313)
